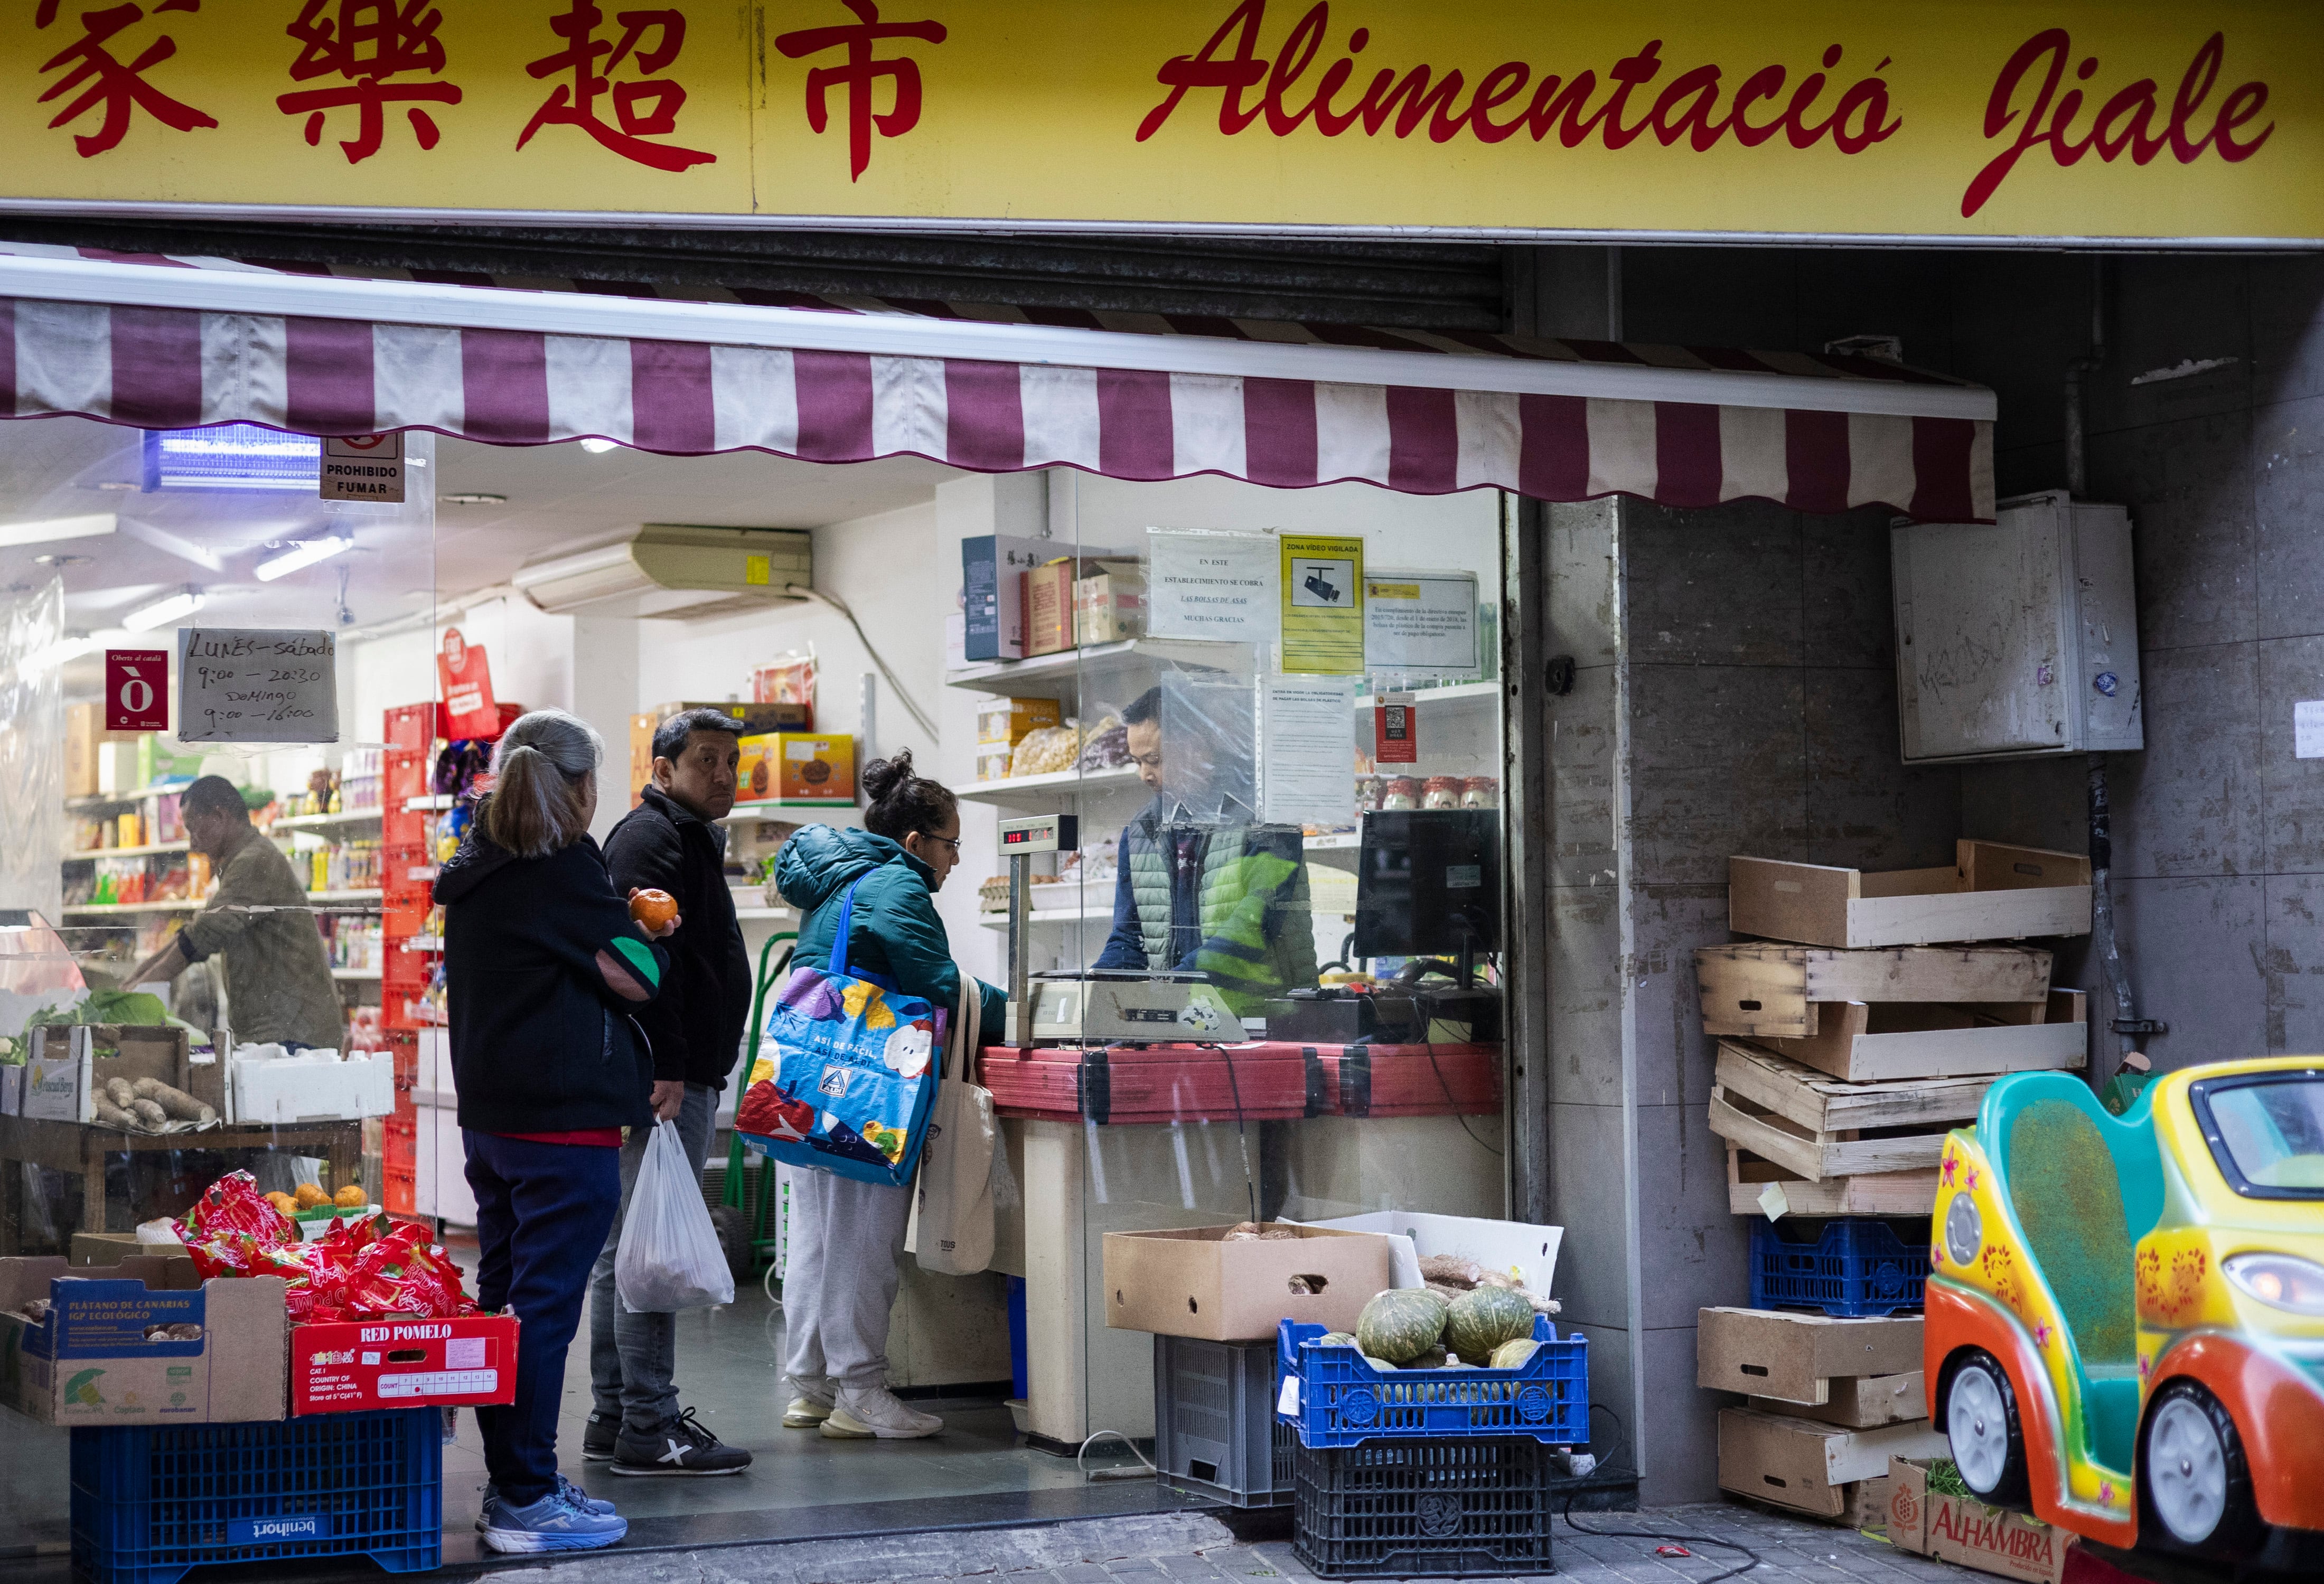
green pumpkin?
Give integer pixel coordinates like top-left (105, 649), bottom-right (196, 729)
top-left (1401, 1346), bottom-right (1451, 1371)
top-left (1317, 1332), bottom-right (1358, 1348)
top-left (1355, 1289), bottom-right (1448, 1364)
top-left (1488, 1337), bottom-right (1539, 1371)
top-left (1446, 1286), bottom-right (1536, 1364)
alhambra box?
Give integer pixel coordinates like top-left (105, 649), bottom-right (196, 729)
top-left (1886, 1456), bottom-right (2072, 1584)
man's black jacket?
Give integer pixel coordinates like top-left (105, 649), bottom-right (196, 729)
top-left (604, 784), bottom-right (754, 1090)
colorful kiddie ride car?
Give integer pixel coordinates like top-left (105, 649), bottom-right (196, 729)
top-left (1924, 1057), bottom-right (2324, 1569)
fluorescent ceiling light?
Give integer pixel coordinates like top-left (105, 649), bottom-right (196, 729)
top-left (255, 535), bottom-right (352, 581)
top-left (0, 512), bottom-right (115, 550)
top-left (439, 492), bottom-right (505, 505)
top-left (123, 588), bottom-right (204, 632)
top-left (144, 425), bottom-right (320, 492)
top-left (577, 437), bottom-right (620, 454)
top-left (21, 633), bottom-right (98, 674)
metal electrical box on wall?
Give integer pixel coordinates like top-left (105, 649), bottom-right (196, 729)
top-left (1891, 490), bottom-right (2142, 763)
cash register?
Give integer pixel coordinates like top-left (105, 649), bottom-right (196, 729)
top-left (1269, 808), bottom-right (1503, 1045)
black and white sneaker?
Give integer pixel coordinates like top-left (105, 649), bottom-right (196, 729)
top-left (610, 1407), bottom-right (753, 1477)
top-left (581, 1413), bottom-right (619, 1463)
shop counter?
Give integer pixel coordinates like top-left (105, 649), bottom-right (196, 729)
top-left (0, 1114), bottom-right (361, 1253)
top-left (982, 1041), bottom-right (1501, 1124)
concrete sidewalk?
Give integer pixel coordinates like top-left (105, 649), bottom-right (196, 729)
top-left (472, 1499), bottom-right (1998, 1584)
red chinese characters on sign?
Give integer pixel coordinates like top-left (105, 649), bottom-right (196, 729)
top-left (279, 0), bottom-right (463, 163)
top-left (774, 0), bottom-right (947, 181)
top-left (106, 649), bottom-right (170, 732)
top-left (518, 2), bottom-right (714, 172)
top-left (34, 0), bottom-right (219, 158)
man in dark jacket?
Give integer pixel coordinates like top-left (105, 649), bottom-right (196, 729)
top-left (583, 708), bottom-right (755, 1477)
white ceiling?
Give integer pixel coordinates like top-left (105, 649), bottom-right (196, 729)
top-left (0, 416), bottom-right (961, 699)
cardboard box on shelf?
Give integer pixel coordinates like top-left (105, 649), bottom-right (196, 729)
top-left (0, 1258), bottom-right (288, 1426)
top-left (1102, 1223), bottom-right (1393, 1341)
top-left (71, 1232), bottom-right (190, 1267)
top-left (962, 535), bottom-right (1052, 661)
top-left (1075, 561), bottom-right (1146, 646)
top-left (23, 1026), bottom-right (89, 1122)
top-left (232, 1051), bottom-right (395, 1123)
top-left (292, 1312), bottom-right (519, 1414)
top-left (1716, 1406), bottom-right (1945, 1521)
top-left (975, 746), bottom-right (1016, 784)
top-left (635, 702), bottom-right (819, 804)
top-left (67, 702), bottom-right (138, 799)
top-left (738, 733), bottom-right (855, 803)
top-left (1697, 1307), bottom-right (1924, 1403)
top-left (1887, 1457), bottom-right (2072, 1583)
top-left (1023, 556), bottom-right (1079, 657)
top-left (977, 696), bottom-right (1063, 747)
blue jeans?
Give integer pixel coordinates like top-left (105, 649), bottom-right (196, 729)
top-left (587, 1083), bottom-right (716, 1431)
top-left (464, 1131), bottom-right (621, 1508)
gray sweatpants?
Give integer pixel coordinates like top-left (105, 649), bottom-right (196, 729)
top-left (782, 1167), bottom-right (911, 1391)
top-left (587, 1082), bottom-right (716, 1432)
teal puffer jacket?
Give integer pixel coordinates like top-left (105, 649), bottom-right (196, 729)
top-left (776, 824), bottom-right (1006, 1043)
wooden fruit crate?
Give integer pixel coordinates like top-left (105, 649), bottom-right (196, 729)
top-left (1708, 1040), bottom-right (1995, 1182)
top-left (1744, 989), bottom-right (2088, 1082)
top-left (1728, 1146), bottom-right (1939, 1216)
top-left (1729, 840), bottom-right (2091, 949)
top-left (1695, 942), bottom-right (2051, 1039)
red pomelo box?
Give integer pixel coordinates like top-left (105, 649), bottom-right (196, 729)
top-left (292, 1314), bottom-right (518, 1414)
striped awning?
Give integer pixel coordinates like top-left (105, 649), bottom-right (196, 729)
top-left (0, 247), bottom-right (1995, 520)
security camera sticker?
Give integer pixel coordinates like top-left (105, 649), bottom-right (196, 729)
top-left (1290, 557), bottom-right (1355, 606)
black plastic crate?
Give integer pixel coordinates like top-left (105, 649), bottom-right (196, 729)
top-left (1291, 1435), bottom-right (1557, 1578)
top-left (1154, 1335), bottom-right (1291, 1507)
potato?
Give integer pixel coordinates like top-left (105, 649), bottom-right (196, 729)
top-left (129, 1098), bottom-right (168, 1129)
top-left (132, 1077), bottom-right (217, 1125)
top-left (105, 1076), bottom-right (137, 1109)
top-left (333, 1185), bottom-right (367, 1208)
top-left (94, 1100), bottom-right (140, 1130)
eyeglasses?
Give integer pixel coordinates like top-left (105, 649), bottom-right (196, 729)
top-left (921, 833), bottom-right (962, 855)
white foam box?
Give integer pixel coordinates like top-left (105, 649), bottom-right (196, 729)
top-left (232, 1053), bottom-right (395, 1123)
top-left (1299, 1211), bottom-right (1562, 1299)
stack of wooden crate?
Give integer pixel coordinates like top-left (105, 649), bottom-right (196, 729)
top-left (1698, 1307), bottom-right (1946, 1524)
top-left (1702, 839), bottom-right (2094, 1215)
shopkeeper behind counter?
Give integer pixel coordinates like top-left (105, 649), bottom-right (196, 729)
top-left (1093, 687), bottom-right (1317, 1017)
top-left (125, 774), bottom-right (343, 1049)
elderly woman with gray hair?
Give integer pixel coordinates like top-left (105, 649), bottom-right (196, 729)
top-left (434, 709), bottom-right (677, 1554)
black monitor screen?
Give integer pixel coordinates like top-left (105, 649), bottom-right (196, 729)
top-left (1352, 810), bottom-right (1501, 959)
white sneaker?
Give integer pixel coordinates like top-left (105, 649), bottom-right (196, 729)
top-left (782, 1381), bottom-right (835, 1428)
top-left (820, 1383), bottom-right (942, 1439)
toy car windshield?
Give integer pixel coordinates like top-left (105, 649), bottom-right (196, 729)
top-left (2191, 1071), bottom-right (2324, 1198)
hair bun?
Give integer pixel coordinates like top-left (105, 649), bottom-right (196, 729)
top-left (861, 748), bottom-right (915, 804)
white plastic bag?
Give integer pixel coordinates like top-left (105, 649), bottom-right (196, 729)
top-left (615, 1120), bottom-right (735, 1313)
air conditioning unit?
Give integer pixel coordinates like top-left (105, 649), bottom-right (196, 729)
top-left (513, 525), bottom-right (812, 618)
top-left (1892, 490), bottom-right (2142, 763)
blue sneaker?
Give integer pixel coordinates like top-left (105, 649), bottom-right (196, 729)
top-left (476, 1476), bottom-right (615, 1531)
top-left (479, 1485), bottom-right (627, 1553)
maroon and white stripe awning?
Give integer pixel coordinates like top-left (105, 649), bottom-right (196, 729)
top-left (0, 246), bottom-right (1995, 521)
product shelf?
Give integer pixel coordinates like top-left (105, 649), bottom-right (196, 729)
top-left (273, 810), bottom-right (386, 831)
top-left (944, 638), bottom-right (1239, 699)
top-left (61, 842), bottom-right (190, 861)
top-left (306, 888), bottom-right (385, 906)
top-left (59, 899), bottom-right (207, 916)
top-left (952, 764), bottom-right (1144, 805)
top-left (63, 784), bottom-right (192, 813)
top-left (332, 968), bottom-right (383, 982)
top-left (720, 798), bottom-right (857, 823)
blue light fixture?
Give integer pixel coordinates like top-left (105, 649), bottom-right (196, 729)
top-left (142, 424), bottom-right (321, 492)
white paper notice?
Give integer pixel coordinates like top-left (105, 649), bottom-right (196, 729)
top-left (177, 628), bottom-right (340, 744)
top-left (1365, 570), bottom-right (1478, 678)
top-left (1147, 529), bottom-right (1276, 643)
top-left (2298, 700), bottom-right (2324, 760)
top-left (1261, 676), bottom-right (1357, 826)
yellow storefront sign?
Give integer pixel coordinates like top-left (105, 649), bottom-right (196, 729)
top-left (2, 2), bottom-right (2315, 241)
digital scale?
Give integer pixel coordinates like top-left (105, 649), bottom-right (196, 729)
top-left (999, 813), bottom-right (1237, 1046)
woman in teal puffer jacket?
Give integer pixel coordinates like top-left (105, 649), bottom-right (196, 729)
top-left (772, 749), bottom-right (1004, 1440)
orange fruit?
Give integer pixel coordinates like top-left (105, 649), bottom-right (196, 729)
top-left (630, 889), bottom-right (678, 931)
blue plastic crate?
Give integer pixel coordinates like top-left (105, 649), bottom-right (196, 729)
top-left (1748, 1215), bottom-right (1930, 1318)
top-left (70, 1409), bottom-right (441, 1584)
top-left (1277, 1316), bottom-right (1587, 1448)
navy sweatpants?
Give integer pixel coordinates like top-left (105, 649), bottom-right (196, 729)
top-left (464, 1131), bottom-right (621, 1508)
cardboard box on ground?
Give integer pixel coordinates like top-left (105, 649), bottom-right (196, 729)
top-left (1888, 1456), bottom-right (2073, 1583)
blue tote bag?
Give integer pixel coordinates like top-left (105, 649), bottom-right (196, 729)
top-left (734, 877), bottom-right (946, 1187)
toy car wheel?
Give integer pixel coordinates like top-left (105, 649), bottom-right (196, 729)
top-left (1944, 1351), bottom-right (2029, 1507)
top-left (2139, 1382), bottom-right (2262, 1555)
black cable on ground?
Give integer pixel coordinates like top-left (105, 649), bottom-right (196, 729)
top-left (1561, 1497), bottom-right (1764, 1584)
